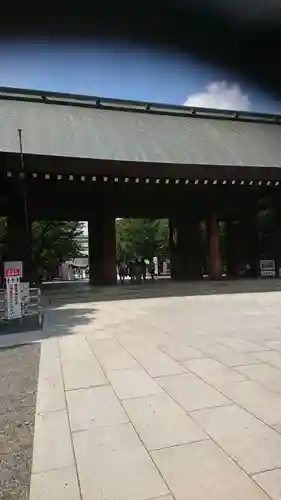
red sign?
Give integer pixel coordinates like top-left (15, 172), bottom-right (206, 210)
top-left (5, 268), bottom-right (21, 278)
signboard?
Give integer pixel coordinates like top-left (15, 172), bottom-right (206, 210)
top-left (153, 256), bottom-right (159, 276)
top-left (260, 259), bottom-right (276, 277)
top-left (4, 262), bottom-right (23, 320)
top-left (4, 261), bottom-right (23, 279)
top-left (6, 276), bottom-right (22, 319)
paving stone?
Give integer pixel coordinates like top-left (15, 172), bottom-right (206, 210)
top-left (62, 355), bottom-right (108, 390)
top-left (86, 337), bottom-right (139, 371)
top-left (73, 422), bottom-right (168, 500)
top-left (66, 385), bottom-right (129, 431)
top-left (150, 333), bottom-right (204, 361)
top-left (236, 363), bottom-right (281, 392)
top-left (120, 337), bottom-right (186, 377)
top-left (152, 440), bottom-right (269, 500)
top-left (220, 379), bottom-right (281, 425)
top-left (29, 466), bottom-right (80, 500)
top-left (123, 393), bottom-right (207, 450)
top-left (253, 350), bottom-right (281, 370)
top-left (185, 358), bottom-right (246, 390)
top-left (272, 423), bottom-right (281, 434)
top-left (199, 342), bottom-right (259, 367)
top-left (36, 371), bottom-right (66, 413)
top-left (38, 339), bottom-right (62, 380)
top-left (221, 338), bottom-right (269, 353)
top-left (59, 335), bottom-right (108, 390)
top-left (149, 496), bottom-right (174, 500)
top-left (107, 368), bottom-right (163, 399)
top-left (253, 468), bottom-right (281, 500)
top-left (263, 340), bottom-right (281, 352)
top-left (191, 404), bottom-right (281, 474)
top-left (32, 410), bottom-right (74, 473)
top-left (85, 327), bottom-right (113, 339)
top-left (156, 372), bottom-right (230, 412)
top-left (36, 338), bottom-right (66, 413)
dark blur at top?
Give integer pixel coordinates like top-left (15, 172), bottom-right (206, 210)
top-left (1, 0), bottom-right (280, 102)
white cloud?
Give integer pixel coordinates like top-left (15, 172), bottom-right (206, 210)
top-left (184, 81), bottom-right (251, 111)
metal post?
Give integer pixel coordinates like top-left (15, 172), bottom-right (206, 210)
top-left (17, 128), bottom-right (32, 281)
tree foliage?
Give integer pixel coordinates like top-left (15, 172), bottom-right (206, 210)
top-left (0, 218), bottom-right (84, 280)
top-left (32, 221), bottom-right (84, 279)
top-left (116, 218), bottom-right (169, 262)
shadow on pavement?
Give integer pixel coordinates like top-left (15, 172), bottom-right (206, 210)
top-left (2, 278), bottom-right (281, 348)
top-left (0, 306), bottom-right (98, 348)
top-left (42, 278), bottom-right (281, 307)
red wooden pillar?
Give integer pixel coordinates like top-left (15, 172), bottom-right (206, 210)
top-left (209, 213), bottom-right (221, 279)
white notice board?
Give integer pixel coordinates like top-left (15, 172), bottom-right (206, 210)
top-left (6, 276), bottom-right (22, 320)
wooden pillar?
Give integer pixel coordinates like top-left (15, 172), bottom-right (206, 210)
top-left (226, 215), bottom-right (259, 278)
top-left (169, 218), bottom-right (202, 280)
top-left (88, 211), bottom-right (116, 286)
top-left (240, 216), bottom-right (259, 276)
top-left (209, 213), bottom-right (221, 279)
top-left (225, 221), bottom-right (239, 277)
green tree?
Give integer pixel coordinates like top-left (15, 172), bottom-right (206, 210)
top-left (32, 221), bottom-right (84, 280)
top-left (0, 218), bottom-right (84, 282)
top-left (116, 218), bottom-right (169, 263)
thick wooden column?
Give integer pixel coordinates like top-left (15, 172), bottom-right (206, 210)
top-left (225, 221), bottom-right (239, 277)
top-left (88, 211), bottom-right (116, 286)
top-left (240, 216), bottom-right (259, 276)
top-left (226, 216), bottom-right (259, 278)
top-left (208, 213), bottom-right (221, 279)
top-left (169, 218), bottom-right (203, 280)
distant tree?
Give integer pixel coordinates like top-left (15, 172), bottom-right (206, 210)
top-left (32, 221), bottom-right (84, 280)
top-left (0, 218), bottom-right (84, 282)
top-left (116, 218), bottom-right (169, 263)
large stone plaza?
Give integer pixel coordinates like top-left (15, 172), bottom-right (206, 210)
top-left (2, 280), bottom-right (281, 499)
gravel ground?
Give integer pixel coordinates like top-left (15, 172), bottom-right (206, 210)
top-left (0, 343), bottom-right (40, 500)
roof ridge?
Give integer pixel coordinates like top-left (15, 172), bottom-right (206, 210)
top-left (0, 86), bottom-right (280, 125)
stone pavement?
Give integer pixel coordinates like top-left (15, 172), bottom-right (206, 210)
top-left (22, 281), bottom-right (281, 499)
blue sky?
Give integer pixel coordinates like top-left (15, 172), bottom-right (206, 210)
top-left (0, 39), bottom-right (280, 114)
